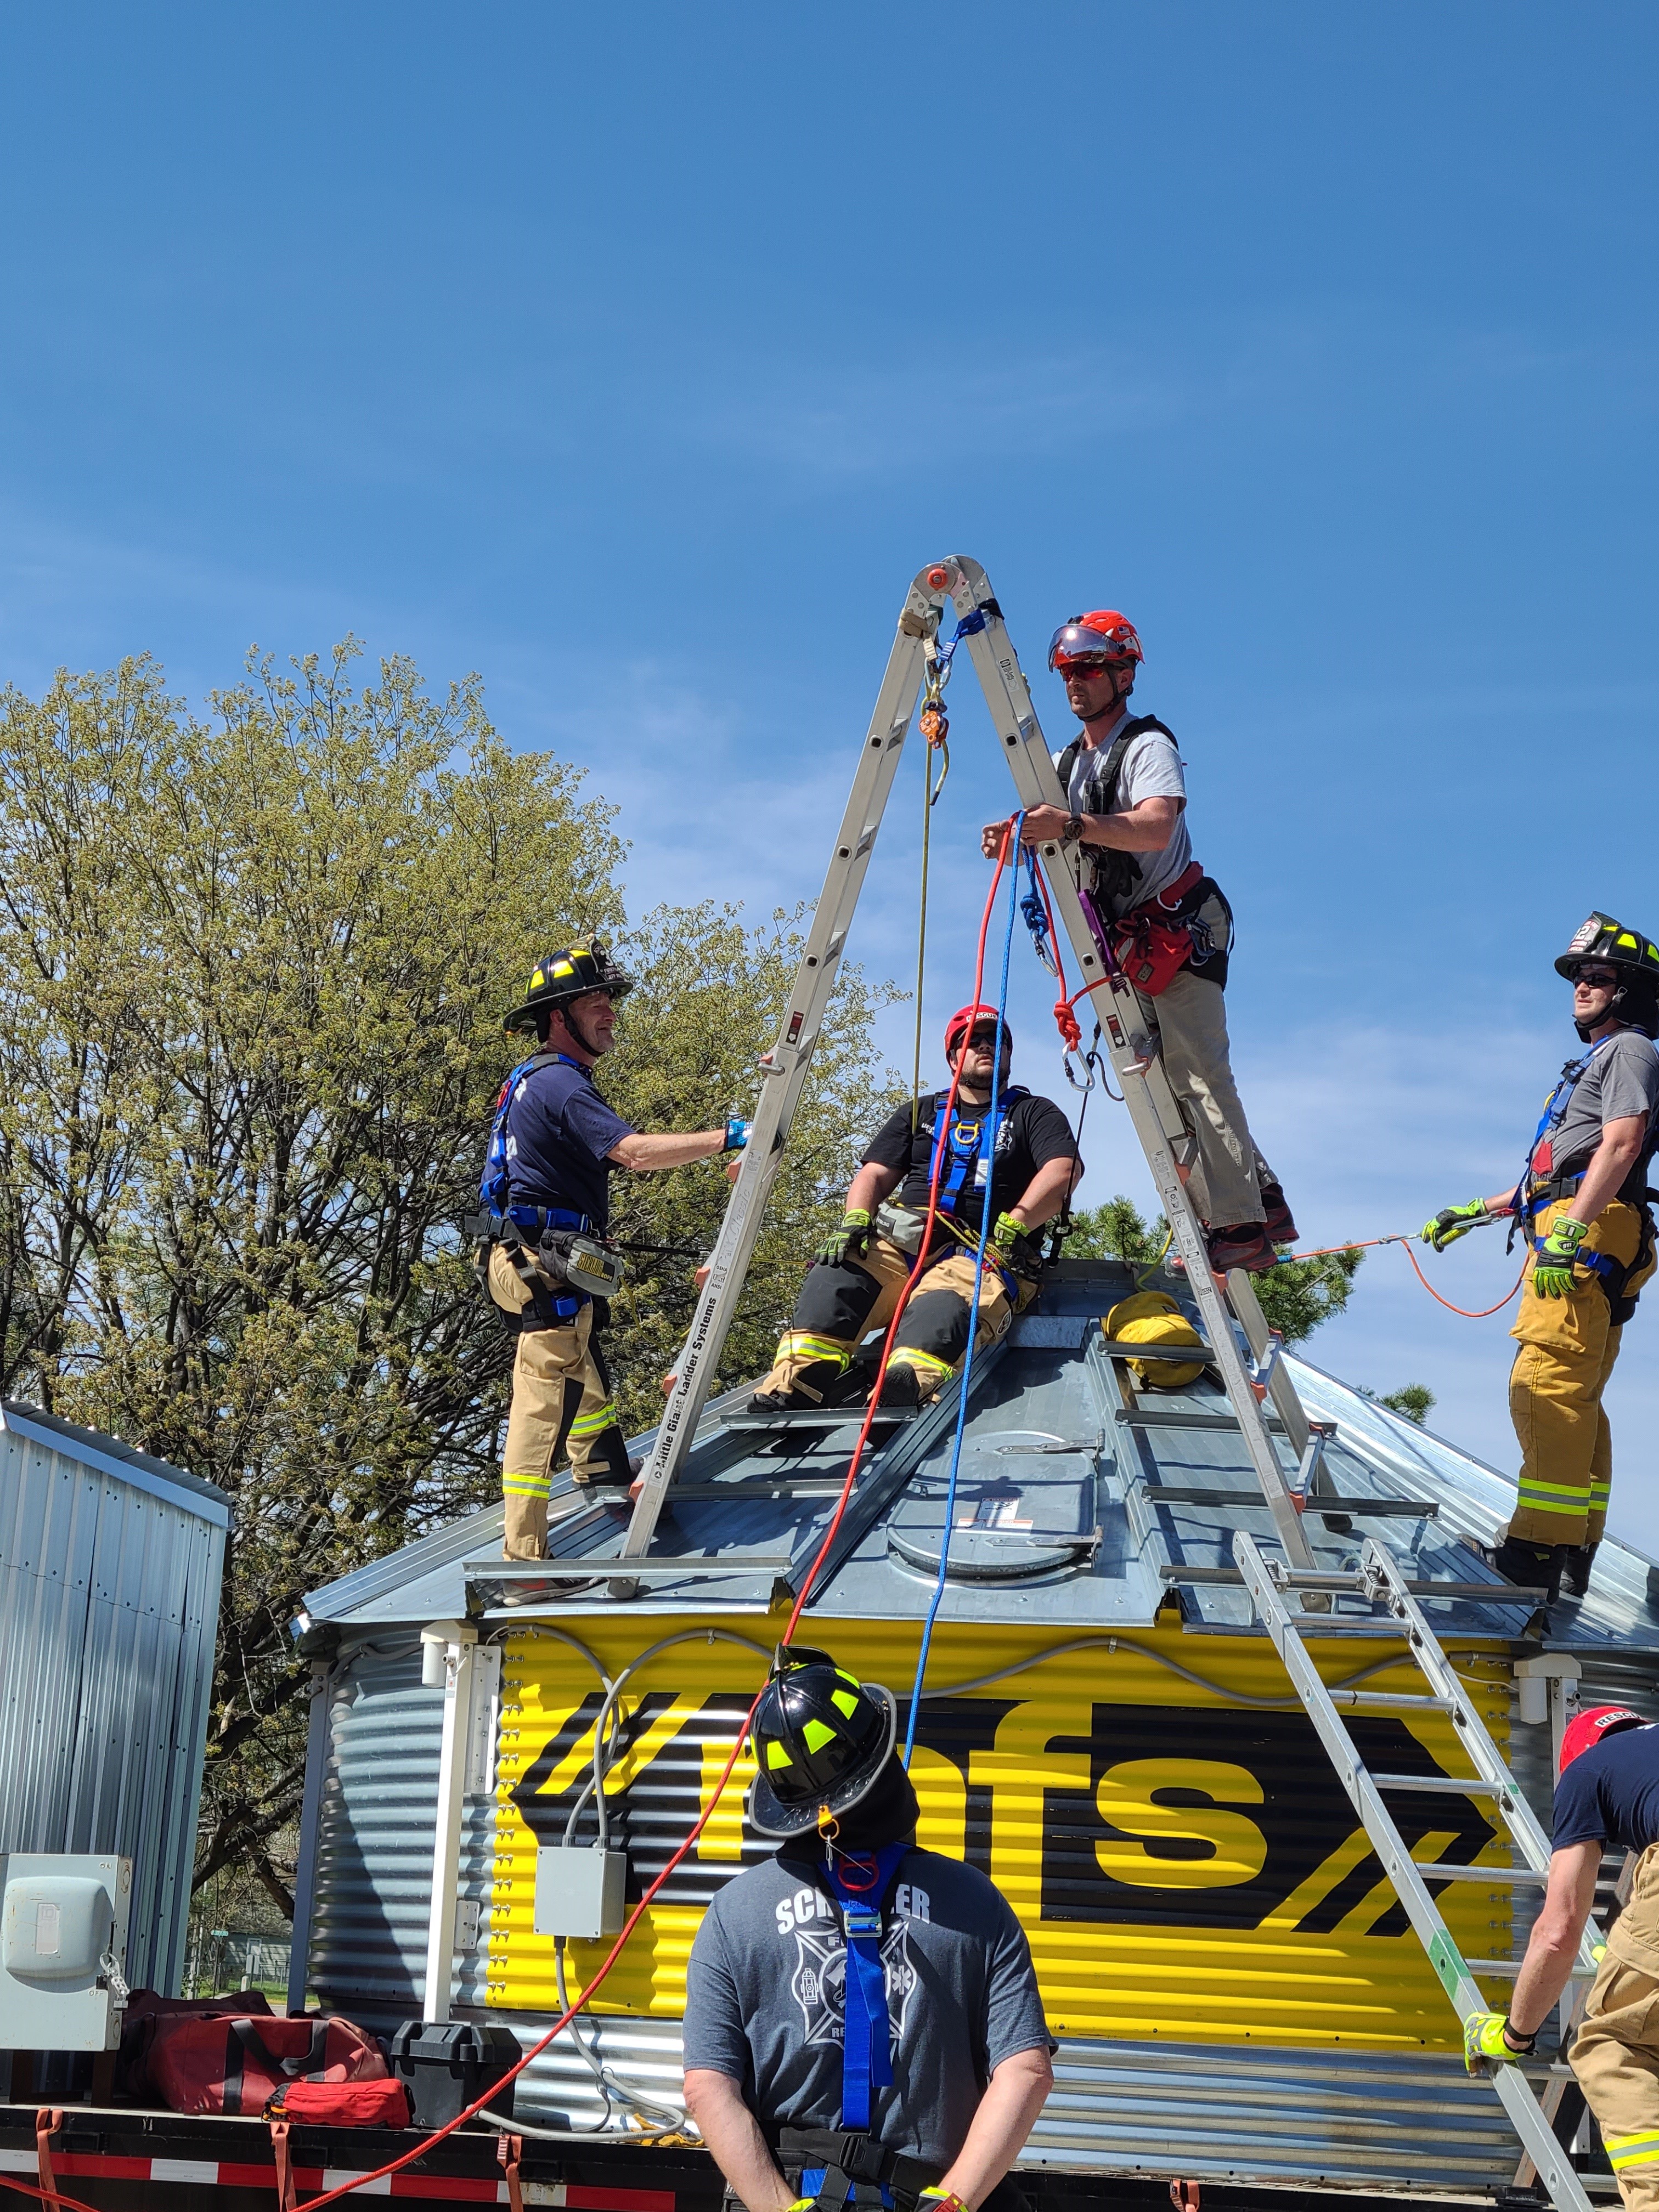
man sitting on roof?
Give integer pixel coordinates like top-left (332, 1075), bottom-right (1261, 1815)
top-left (749, 1006), bottom-right (1081, 1413)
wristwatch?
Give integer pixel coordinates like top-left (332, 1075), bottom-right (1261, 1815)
top-left (1060, 813), bottom-right (1085, 845)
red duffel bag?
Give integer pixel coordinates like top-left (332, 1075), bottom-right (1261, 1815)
top-left (117, 1989), bottom-right (274, 2101)
top-left (266, 2077), bottom-right (410, 2128)
top-left (149, 2012), bottom-right (388, 2116)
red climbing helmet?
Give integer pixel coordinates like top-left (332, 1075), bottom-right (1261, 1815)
top-left (944, 1004), bottom-right (1013, 1063)
top-left (1559, 1704), bottom-right (1647, 1775)
top-left (1048, 611), bottom-right (1144, 673)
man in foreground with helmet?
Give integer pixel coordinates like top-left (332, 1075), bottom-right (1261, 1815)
top-left (747, 1006), bottom-right (1080, 1413)
top-left (683, 1646), bottom-right (1053, 2212)
top-left (473, 942), bottom-right (749, 1559)
top-left (1423, 915), bottom-right (1659, 1599)
top-left (981, 611), bottom-right (1293, 1276)
top-left (1462, 1701), bottom-right (1659, 2208)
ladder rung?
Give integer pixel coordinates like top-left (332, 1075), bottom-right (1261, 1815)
top-left (1142, 1484), bottom-right (1437, 1517)
top-left (1331, 1689), bottom-right (1455, 1711)
top-left (1118, 1407), bottom-right (1288, 1433)
top-left (1371, 1773), bottom-right (1504, 1795)
top-left (723, 1405), bottom-right (919, 1430)
top-left (1163, 1565), bottom-right (1545, 1601)
top-left (1463, 1958), bottom-right (1595, 1979)
top-left (1417, 1862), bottom-right (1548, 1886)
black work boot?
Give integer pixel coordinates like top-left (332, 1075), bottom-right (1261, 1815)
top-left (872, 1363), bottom-right (924, 1410)
top-left (1259, 1180), bottom-right (1299, 1247)
top-left (1561, 1543), bottom-right (1599, 1599)
top-left (1489, 1536), bottom-right (1564, 1600)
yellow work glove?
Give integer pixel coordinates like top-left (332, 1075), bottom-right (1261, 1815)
top-left (1463, 2010), bottom-right (1535, 2072)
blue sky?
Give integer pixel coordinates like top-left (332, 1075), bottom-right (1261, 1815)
top-left (2, 7), bottom-right (1655, 1537)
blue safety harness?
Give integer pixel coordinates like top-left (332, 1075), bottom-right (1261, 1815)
top-left (476, 1051), bottom-right (596, 1323)
top-left (792, 1842), bottom-right (909, 2202)
top-left (1506, 1037), bottom-right (1623, 1288)
top-left (927, 1087), bottom-right (1028, 1296)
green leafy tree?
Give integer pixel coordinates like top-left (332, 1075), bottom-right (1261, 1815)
top-left (0, 644), bottom-right (891, 1914)
top-left (1062, 1195), bottom-right (1363, 1349)
top-left (1378, 1383), bottom-right (1436, 1426)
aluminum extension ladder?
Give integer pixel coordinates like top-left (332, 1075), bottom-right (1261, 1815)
top-left (1233, 1527), bottom-right (1605, 2212)
top-left (616, 556), bottom-right (1317, 1583)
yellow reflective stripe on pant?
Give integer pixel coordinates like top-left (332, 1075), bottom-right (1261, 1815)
top-left (1606, 2132), bottom-right (1659, 2172)
top-left (502, 1471), bottom-right (552, 1498)
top-left (886, 1347), bottom-right (955, 1381)
top-left (568, 1399), bottom-right (620, 1441)
top-left (775, 1333), bottom-right (853, 1369)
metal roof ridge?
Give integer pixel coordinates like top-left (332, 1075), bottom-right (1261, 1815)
top-left (1, 1396), bottom-right (233, 1527)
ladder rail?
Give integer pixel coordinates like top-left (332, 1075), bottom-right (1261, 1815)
top-left (1234, 1529), bottom-right (1595, 2212)
top-left (613, 571), bottom-right (944, 1574)
top-left (944, 560), bottom-right (1316, 1571)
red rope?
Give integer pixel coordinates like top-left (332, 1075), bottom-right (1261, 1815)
top-left (1, 2179), bottom-right (103, 2212)
top-left (294, 833), bottom-right (1025, 2209)
top-left (1402, 1238), bottom-right (1527, 1317)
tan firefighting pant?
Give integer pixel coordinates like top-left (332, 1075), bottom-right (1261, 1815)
top-left (1573, 1844), bottom-right (1659, 2208)
top-left (1506, 1197), bottom-right (1653, 1549)
top-left (488, 1246), bottom-right (629, 1560)
top-left (755, 1235), bottom-right (1035, 1403)
top-left (1136, 967), bottom-right (1271, 1229)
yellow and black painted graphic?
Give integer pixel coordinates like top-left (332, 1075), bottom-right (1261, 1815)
top-left (490, 1618), bottom-right (1518, 2050)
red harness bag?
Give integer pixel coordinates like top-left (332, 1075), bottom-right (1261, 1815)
top-left (1111, 861), bottom-right (1206, 997)
top-left (267, 2076), bottom-right (411, 2128)
top-left (149, 2012), bottom-right (388, 2115)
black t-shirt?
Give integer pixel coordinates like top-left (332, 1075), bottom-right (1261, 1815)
top-left (1553, 1724), bottom-right (1659, 1853)
top-left (503, 1056), bottom-right (635, 1232)
top-left (862, 1090), bottom-right (1079, 1246)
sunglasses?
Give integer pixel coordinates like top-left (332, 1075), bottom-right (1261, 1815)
top-left (1573, 968), bottom-right (1619, 989)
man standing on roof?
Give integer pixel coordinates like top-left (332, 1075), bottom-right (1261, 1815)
top-left (748, 1007), bottom-right (1081, 1413)
top-left (1423, 915), bottom-right (1659, 1600)
top-left (683, 1645), bottom-right (1054, 2212)
top-left (1463, 1702), bottom-right (1659, 2210)
top-left (981, 611), bottom-right (1293, 1277)
top-left (473, 942), bottom-right (750, 1559)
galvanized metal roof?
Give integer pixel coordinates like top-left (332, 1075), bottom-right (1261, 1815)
top-left (302, 1257), bottom-right (1659, 1647)
top-left (2, 1397), bottom-right (232, 1528)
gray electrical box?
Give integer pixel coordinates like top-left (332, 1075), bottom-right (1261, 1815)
top-left (533, 1847), bottom-right (627, 1939)
top-left (0, 1854), bottom-right (132, 2051)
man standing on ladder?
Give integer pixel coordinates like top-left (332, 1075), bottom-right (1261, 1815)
top-left (1423, 914), bottom-right (1659, 1598)
top-left (472, 942), bottom-right (749, 1558)
top-left (981, 610), bottom-right (1294, 1276)
top-left (747, 1007), bottom-right (1080, 1413)
top-left (682, 1645), bottom-right (1054, 2212)
top-left (1464, 1701), bottom-right (1659, 2210)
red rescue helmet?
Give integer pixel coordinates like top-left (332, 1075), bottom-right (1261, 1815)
top-left (1048, 610), bottom-right (1144, 673)
top-left (1559, 1703), bottom-right (1647, 1775)
top-left (944, 1004), bottom-right (1013, 1064)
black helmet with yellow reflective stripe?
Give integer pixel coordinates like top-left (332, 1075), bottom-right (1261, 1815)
top-left (748, 1644), bottom-right (898, 1839)
top-left (1555, 914), bottom-right (1659, 1039)
top-left (504, 941), bottom-right (635, 1035)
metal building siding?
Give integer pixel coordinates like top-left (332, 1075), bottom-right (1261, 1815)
top-left (0, 1415), bottom-right (225, 1990)
top-left (307, 1640), bottom-right (497, 2027)
top-left (490, 1615), bottom-right (1518, 2049)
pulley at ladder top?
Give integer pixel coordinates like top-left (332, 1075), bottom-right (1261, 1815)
top-left (926, 564), bottom-right (954, 592)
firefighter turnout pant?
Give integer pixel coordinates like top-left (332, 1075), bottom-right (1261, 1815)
top-left (1135, 968), bottom-right (1276, 1230)
top-left (1506, 1197), bottom-right (1654, 1549)
top-left (1573, 1844), bottom-right (1659, 2210)
top-left (754, 1234), bottom-right (1035, 1404)
top-left (488, 1246), bottom-right (633, 1560)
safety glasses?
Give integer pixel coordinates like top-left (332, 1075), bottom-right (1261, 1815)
top-left (1572, 966), bottom-right (1620, 990)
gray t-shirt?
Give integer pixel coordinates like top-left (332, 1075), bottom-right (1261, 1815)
top-left (1059, 713), bottom-right (1191, 912)
top-left (1536, 1027), bottom-right (1659, 1184)
top-left (682, 1844), bottom-right (1050, 2164)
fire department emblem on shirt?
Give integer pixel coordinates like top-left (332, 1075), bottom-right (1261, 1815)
top-left (790, 1922), bottom-right (917, 2048)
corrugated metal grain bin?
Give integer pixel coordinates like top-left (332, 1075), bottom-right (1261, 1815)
top-left (0, 1398), bottom-right (229, 1993)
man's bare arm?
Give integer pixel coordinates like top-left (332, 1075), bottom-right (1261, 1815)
top-left (845, 1161), bottom-right (902, 1217)
top-left (1007, 1155), bottom-right (1084, 1232)
top-left (1565, 1113), bottom-right (1647, 1229)
top-left (681, 2070), bottom-right (794, 2212)
top-left (1509, 1840), bottom-right (1601, 2038)
top-left (981, 797), bottom-right (1182, 860)
top-left (609, 1129), bottom-right (727, 1172)
top-left (934, 2044), bottom-right (1054, 2209)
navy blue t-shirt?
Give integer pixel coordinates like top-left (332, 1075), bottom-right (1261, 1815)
top-left (1553, 1724), bottom-right (1659, 1853)
top-left (503, 1055), bottom-right (635, 1232)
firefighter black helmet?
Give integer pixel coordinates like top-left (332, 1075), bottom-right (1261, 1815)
top-left (748, 1644), bottom-right (898, 1839)
top-left (1555, 914), bottom-right (1659, 1040)
top-left (504, 941), bottom-right (636, 1035)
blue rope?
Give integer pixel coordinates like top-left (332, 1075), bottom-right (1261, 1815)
top-left (902, 812), bottom-right (1024, 1767)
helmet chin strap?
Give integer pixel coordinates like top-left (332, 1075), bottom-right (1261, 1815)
top-left (1575, 983), bottom-right (1627, 1043)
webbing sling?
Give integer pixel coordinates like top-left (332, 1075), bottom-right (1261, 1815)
top-left (819, 1843), bottom-right (908, 2138)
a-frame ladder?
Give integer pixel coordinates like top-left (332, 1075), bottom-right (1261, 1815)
top-left (1234, 1528), bottom-right (1604, 2212)
top-left (615, 556), bottom-right (1315, 1583)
